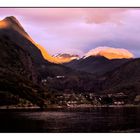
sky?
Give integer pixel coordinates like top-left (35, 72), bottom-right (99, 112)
top-left (0, 8), bottom-right (140, 57)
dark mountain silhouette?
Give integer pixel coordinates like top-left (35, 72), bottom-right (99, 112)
top-left (64, 55), bottom-right (130, 76)
top-left (0, 35), bottom-right (46, 107)
top-left (98, 58), bottom-right (140, 100)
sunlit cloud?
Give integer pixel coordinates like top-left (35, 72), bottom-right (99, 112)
top-left (85, 46), bottom-right (134, 59)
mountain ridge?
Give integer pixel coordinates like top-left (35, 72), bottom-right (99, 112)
top-left (64, 55), bottom-right (131, 75)
top-left (0, 15), bottom-right (139, 107)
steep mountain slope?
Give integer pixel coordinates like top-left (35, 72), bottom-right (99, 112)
top-left (0, 16), bottom-right (56, 64)
top-left (64, 56), bottom-right (130, 76)
top-left (0, 16), bottom-right (81, 78)
top-left (0, 16), bottom-right (99, 99)
top-left (99, 58), bottom-right (140, 98)
top-left (0, 16), bottom-right (80, 65)
top-left (0, 35), bottom-right (45, 107)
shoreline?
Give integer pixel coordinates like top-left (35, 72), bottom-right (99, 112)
top-left (0, 104), bottom-right (140, 110)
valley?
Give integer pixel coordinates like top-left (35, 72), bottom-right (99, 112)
top-left (0, 16), bottom-right (139, 109)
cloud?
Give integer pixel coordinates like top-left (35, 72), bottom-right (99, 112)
top-left (82, 8), bottom-right (128, 24)
top-left (0, 8), bottom-right (130, 25)
top-left (85, 46), bottom-right (134, 59)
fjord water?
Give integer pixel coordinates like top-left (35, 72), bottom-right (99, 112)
top-left (0, 107), bottom-right (140, 133)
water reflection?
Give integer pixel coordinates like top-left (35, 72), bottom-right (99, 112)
top-left (0, 107), bottom-right (140, 132)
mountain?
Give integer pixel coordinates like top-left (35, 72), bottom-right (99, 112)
top-left (0, 16), bottom-right (88, 106)
top-left (0, 34), bottom-right (45, 107)
top-left (0, 16), bottom-right (46, 65)
top-left (1, 15), bottom-right (139, 106)
top-left (64, 55), bottom-right (130, 76)
top-left (0, 16), bottom-right (81, 79)
top-left (0, 16), bottom-right (79, 65)
top-left (64, 46), bottom-right (134, 75)
top-left (100, 58), bottom-right (140, 97)
top-left (0, 16), bottom-right (59, 64)
top-left (52, 53), bottom-right (79, 63)
top-left (0, 16), bottom-right (98, 105)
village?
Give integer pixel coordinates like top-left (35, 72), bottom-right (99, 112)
top-left (40, 76), bottom-right (140, 108)
top-left (45, 92), bottom-right (140, 108)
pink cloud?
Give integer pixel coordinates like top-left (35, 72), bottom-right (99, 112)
top-left (82, 8), bottom-right (128, 24)
top-left (85, 46), bottom-right (134, 59)
top-left (0, 8), bottom-right (129, 25)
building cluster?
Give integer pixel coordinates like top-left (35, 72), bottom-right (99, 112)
top-left (47, 92), bottom-right (135, 107)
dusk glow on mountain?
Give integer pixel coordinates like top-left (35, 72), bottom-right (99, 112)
top-left (1, 8), bottom-right (140, 133)
top-left (0, 8), bottom-right (140, 58)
